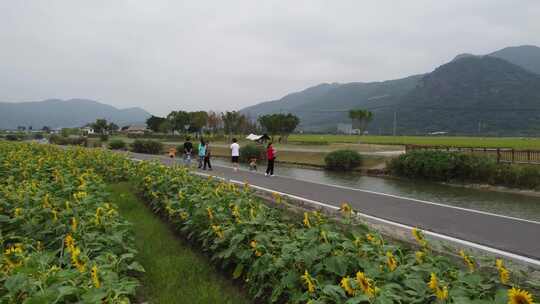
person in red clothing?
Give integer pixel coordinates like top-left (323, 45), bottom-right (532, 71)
top-left (265, 143), bottom-right (276, 176)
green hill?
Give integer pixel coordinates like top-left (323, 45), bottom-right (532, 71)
top-left (241, 45), bottom-right (540, 135)
top-left (0, 99), bottom-right (151, 129)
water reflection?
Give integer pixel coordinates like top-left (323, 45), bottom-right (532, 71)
top-left (211, 158), bottom-right (540, 221)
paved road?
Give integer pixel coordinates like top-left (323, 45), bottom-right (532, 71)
top-left (130, 152), bottom-right (540, 261)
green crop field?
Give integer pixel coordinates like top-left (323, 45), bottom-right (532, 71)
top-left (288, 134), bottom-right (540, 149)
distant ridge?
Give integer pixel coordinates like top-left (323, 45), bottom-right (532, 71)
top-left (0, 98), bottom-right (151, 129)
top-left (241, 45), bottom-right (540, 135)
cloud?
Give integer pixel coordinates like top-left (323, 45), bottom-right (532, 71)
top-left (1, 0), bottom-right (539, 115)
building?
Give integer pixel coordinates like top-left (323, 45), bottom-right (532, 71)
top-left (81, 127), bottom-right (95, 135)
top-left (337, 123), bottom-right (360, 135)
top-left (124, 125), bottom-right (148, 135)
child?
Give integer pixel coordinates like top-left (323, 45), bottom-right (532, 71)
top-left (249, 158), bottom-right (257, 171)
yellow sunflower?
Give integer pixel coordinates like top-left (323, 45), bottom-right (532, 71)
top-left (356, 271), bottom-right (376, 298)
top-left (340, 276), bottom-right (355, 296)
top-left (508, 287), bottom-right (534, 304)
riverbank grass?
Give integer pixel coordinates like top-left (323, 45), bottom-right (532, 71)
top-left (106, 182), bottom-right (250, 304)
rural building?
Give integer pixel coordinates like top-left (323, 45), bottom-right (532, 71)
top-left (337, 123), bottom-right (360, 135)
top-left (123, 125), bottom-right (148, 135)
top-left (81, 127), bottom-right (95, 135)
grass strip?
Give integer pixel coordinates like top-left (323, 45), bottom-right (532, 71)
top-left (106, 182), bottom-right (251, 304)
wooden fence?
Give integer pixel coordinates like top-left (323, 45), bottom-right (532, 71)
top-left (405, 145), bottom-right (540, 165)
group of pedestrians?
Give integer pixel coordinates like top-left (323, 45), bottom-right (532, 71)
top-left (182, 137), bottom-right (212, 170)
top-left (181, 137), bottom-right (276, 176)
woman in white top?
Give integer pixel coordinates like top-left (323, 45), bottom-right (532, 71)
top-left (230, 138), bottom-right (240, 172)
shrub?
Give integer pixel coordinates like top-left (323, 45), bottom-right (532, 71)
top-left (100, 133), bottom-right (109, 142)
top-left (109, 139), bottom-right (127, 150)
top-left (388, 150), bottom-right (540, 189)
top-left (324, 149), bottom-right (362, 171)
top-left (6, 134), bottom-right (19, 141)
top-left (240, 144), bottom-right (265, 163)
top-left (49, 134), bottom-right (87, 146)
top-left (131, 139), bottom-right (163, 154)
top-left (33, 133), bottom-right (44, 140)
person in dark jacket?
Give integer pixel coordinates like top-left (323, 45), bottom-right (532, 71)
top-left (183, 137), bottom-right (193, 166)
top-left (265, 143), bottom-right (276, 176)
top-left (203, 141), bottom-right (212, 170)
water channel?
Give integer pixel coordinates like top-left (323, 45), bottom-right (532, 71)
top-left (211, 158), bottom-right (540, 222)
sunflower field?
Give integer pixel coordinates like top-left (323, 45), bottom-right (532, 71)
top-left (1, 142), bottom-right (538, 304)
top-left (0, 143), bottom-right (141, 303)
top-left (131, 158), bottom-right (538, 303)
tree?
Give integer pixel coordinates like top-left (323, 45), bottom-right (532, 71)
top-left (258, 113), bottom-right (300, 143)
top-left (167, 111), bottom-right (190, 133)
top-left (349, 109), bottom-right (373, 135)
top-left (146, 115), bottom-right (167, 133)
top-left (222, 111), bottom-right (245, 141)
top-left (108, 122), bottom-right (119, 133)
top-left (189, 111), bottom-right (209, 133)
top-left (92, 119), bottom-right (109, 134)
top-left (207, 111), bottom-right (222, 134)
top-left (158, 120), bottom-right (172, 134)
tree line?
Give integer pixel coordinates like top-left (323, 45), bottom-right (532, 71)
top-left (145, 110), bottom-right (301, 142)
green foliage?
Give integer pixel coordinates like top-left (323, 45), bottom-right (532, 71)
top-left (0, 143), bottom-right (140, 303)
top-left (131, 140), bottom-right (163, 154)
top-left (108, 139), bottom-right (127, 150)
top-left (5, 134), bottom-right (19, 141)
top-left (324, 149), bottom-right (362, 171)
top-left (239, 144), bottom-right (265, 162)
top-left (108, 183), bottom-right (250, 304)
top-left (33, 133), bottom-right (44, 140)
top-left (49, 134), bottom-right (87, 146)
top-left (348, 109), bottom-right (373, 134)
top-left (99, 133), bottom-right (109, 142)
top-left (388, 150), bottom-right (540, 189)
top-left (258, 113), bottom-right (300, 141)
top-left (91, 119), bottom-right (109, 134)
top-left (130, 159), bottom-right (528, 303)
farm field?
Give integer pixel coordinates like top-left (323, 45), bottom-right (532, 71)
top-left (288, 135), bottom-right (540, 149)
top-left (2, 142), bottom-right (538, 303)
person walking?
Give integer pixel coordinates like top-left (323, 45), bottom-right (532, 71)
top-left (197, 139), bottom-right (206, 169)
top-left (265, 142), bottom-right (276, 176)
top-left (230, 138), bottom-right (240, 172)
top-left (203, 140), bottom-right (212, 170)
top-left (183, 137), bottom-right (193, 166)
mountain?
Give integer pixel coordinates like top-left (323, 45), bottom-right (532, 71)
top-left (241, 45), bottom-right (540, 135)
top-left (379, 56), bottom-right (540, 135)
top-left (0, 99), bottom-right (151, 129)
top-left (242, 75), bottom-right (422, 131)
top-left (489, 45), bottom-right (540, 75)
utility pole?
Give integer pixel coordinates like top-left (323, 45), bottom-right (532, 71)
top-left (393, 111), bottom-right (397, 136)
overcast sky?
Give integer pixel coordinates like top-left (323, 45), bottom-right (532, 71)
top-left (1, 1), bottom-right (539, 116)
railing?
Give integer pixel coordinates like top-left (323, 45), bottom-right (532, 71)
top-left (405, 145), bottom-right (540, 165)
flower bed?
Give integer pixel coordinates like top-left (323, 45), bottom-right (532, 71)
top-left (0, 143), bottom-right (141, 303)
top-left (131, 160), bottom-right (538, 303)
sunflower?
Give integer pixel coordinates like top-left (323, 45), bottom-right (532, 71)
top-left (459, 250), bottom-right (475, 272)
top-left (436, 286), bottom-right (449, 301)
top-left (356, 271), bottom-right (375, 298)
top-left (428, 272), bottom-right (438, 291)
top-left (508, 287), bottom-right (534, 304)
top-left (412, 228), bottom-right (428, 248)
top-left (386, 251), bottom-right (398, 271)
top-left (339, 203), bottom-right (353, 217)
top-left (415, 251), bottom-right (425, 264)
top-left (340, 276), bottom-right (355, 296)
top-left (91, 264), bottom-right (100, 288)
top-left (303, 212), bottom-right (311, 228)
top-left (301, 270), bottom-right (316, 293)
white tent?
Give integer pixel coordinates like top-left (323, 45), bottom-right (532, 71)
top-left (246, 133), bottom-right (263, 141)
